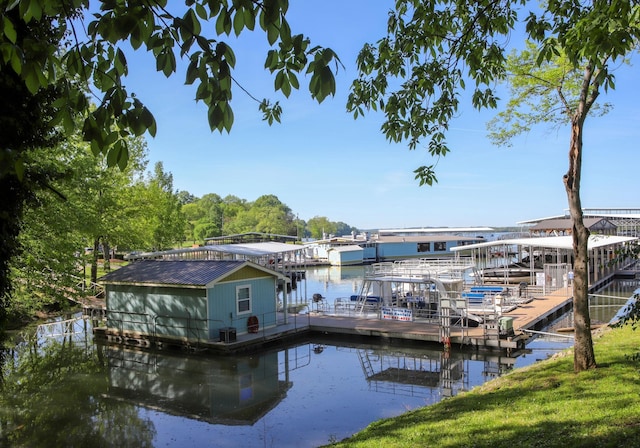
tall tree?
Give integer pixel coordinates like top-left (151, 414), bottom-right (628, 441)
top-left (250, 194), bottom-right (296, 235)
top-left (143, 162), bottom-right (185, 251)
top-left (487, 42), bottom-right (622, 370)
top-left (0, 7), bottom-right (66, 320)
top-left (7, 130), bottom-right (149, 317)
top-left (9, 143), bottom-right (86, 318)
top-left (347, 0), bottom-right (640, 372)
top-left (77, 136), bottom-right (149, 283)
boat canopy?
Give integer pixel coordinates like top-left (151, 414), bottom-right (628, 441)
top-left (450, 235), bottom-right (638, 253)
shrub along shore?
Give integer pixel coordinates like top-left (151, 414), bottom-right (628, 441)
top-left (328, 325), bottom-right (640, 447)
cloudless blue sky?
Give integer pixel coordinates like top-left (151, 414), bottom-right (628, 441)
top-left (119, 1), bottom-right (639, 230)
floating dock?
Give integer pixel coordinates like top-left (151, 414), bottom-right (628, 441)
top-left (93, 287), bottom-right (575, 355)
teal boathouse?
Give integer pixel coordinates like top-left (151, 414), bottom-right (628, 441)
top-left (98, 259), bottom-right (287, 346)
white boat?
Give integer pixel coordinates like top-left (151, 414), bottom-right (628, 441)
top-left (475, 262), bottom-right (541, 283)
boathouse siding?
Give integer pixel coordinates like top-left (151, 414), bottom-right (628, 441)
top-left (327, 245), bottom-right (364, 266)
top-left (100, 260), bottom-right (285, 344)
top-left (206, 269), bottom-right (279, 338)
top-left (107, 284), bottom-right (208, 340)
top-left (375, 237), bottom-right (464, 261)
top-left (307, 235), bottom-right (482, 265)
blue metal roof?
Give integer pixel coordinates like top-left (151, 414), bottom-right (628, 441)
top-left (99, 260), bottom-right (249, 287)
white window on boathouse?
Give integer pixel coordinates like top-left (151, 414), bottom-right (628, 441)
top-left (236, 285), bottom-right (252, 314)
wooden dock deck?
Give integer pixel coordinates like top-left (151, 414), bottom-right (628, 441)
top-left (301, 289), bottom-right (572, 351)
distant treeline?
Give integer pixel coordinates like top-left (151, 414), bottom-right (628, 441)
top-left (178, 192), bottom-right (357, 243)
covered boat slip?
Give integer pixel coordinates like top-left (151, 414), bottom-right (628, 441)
top-left (450, 234), bottom-right (639, 287)
top-left (332, 258), bottom-right (525, 321)
top-left (309, 238), bottom-right (636, 351)
top-left (321, 258), bottom-right (519, 351)
top-left (123, 241), bottom-right (308, 296)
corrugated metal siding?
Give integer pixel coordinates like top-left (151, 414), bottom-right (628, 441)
top-left (106, 285), bottom-right (208, 340)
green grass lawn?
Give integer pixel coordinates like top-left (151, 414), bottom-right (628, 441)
top-left (328, 325), bottom-right (640, 447)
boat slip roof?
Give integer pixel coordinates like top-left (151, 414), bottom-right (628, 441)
top-left (199, 242), bottom-right (302, 257)
top-left (126, 242), bottom-right (303, 261)
top-left (379, 227), bottom-right (494, 234)
top-left (450, 235), bottom-right (638, 252)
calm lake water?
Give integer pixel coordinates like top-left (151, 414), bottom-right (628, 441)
top-left (0, 266), bottom-right (637, 448)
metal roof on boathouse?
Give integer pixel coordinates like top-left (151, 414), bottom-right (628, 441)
top-left (99, 259), bottom-right (284, 288)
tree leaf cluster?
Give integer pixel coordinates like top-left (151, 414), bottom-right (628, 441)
top-left (1, 0), bottom-right (340, 172)
top-left (347, 0), bottom-right (520, 186)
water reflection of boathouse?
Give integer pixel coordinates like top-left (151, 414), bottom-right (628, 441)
top-left (100, 340), bottom-right (522, 427)
top-left (103, 344), bottom-right (304, 425)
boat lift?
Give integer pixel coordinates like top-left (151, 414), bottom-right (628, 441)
top-left (349, 259), bottom-right (483, 339)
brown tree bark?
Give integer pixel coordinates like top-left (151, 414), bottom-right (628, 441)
top-left (565, 111), bottom-right (597, 372)
top-left (91, 238), bottom-right (100, 288)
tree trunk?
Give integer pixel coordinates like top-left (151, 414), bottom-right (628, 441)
top-left (90, 238), bottom-right (100, 288)
top-left (565, 114), bottom-right (597, 372)
top-left (103, 240), bottom-right (111, 271)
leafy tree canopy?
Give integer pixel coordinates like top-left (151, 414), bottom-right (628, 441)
top-left (347, 0), bottom-right (640, 186)
top-left (0, 0), bottom-right (341, 176)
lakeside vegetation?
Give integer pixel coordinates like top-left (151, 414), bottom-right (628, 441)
top-left (328, 324), bottom-right (640, 447)
top-left (1, 129), bottom-right (355, 327)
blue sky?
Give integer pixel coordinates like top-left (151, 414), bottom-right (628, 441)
top-left (120, 1), bottom-right (639, 230)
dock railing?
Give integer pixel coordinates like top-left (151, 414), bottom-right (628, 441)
top-left (101, 308), bottom-right (311, 348)
top-left (365, 258), bottom-right (476, 282)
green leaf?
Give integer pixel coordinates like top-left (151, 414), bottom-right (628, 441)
top-left (266, 23), bottom-right (279, 45)
top-left (274, 70), bottom-right (284, 90)
top-left (207, 104), bottom-right (223, 131)
top-left (9, 46), bottom-right (22, 74)
top-left (185, 57), bottom-right (199, 85)
top-left (24, 65), bottom-right (42, 94)
top-left (185, 8), bottom-right (201, 35)
top-left (223, 102), bottom-right (233, 132)
top-left (3, 16), bottom-right (17, 43)
top-left (25, 0), bottom-right (43, 22)
top-left (114, 48), bottom-right (127, 76)
top-left (288, 72), bottom-right (299, 90)
top-left (195, 3), bottom-right (208, 20)
top-left (215, 8), bottom-right (231, 35)
top-left (156, 48), bottom-right (176, 77)
top-left (141, 107), bottom-right (157, 137)
top-left (264, 50), bottom-right (278, 70)
top-left (243, 6), bottom-right (256, 31)
top-left (233, 8), bottom-right (244, 36)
